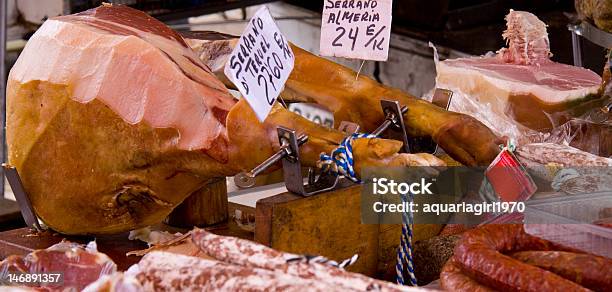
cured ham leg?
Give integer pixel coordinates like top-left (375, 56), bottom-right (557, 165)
top-left (188, 33), bottom-right (502, 166)
top-left (6, 5), bottom-right (442, 234)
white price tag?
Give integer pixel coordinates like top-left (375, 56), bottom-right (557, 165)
top-left (224, 6), bottom-right (295, 122)
top-left (320, 0), bottom-right (392, 61)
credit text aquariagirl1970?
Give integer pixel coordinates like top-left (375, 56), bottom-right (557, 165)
top-left (371, 178), bottom-right (526, 216)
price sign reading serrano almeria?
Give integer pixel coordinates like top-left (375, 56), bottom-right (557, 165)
top-left (320, 0), bottom-right (393, 61)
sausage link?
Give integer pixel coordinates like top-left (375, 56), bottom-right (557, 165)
top-left (191, 229), bottom-right (412, 292)
top-left (440, 259), bottom-right (494, 292)
top-left (453, 224), bottom-right (591, 291)
top-left (511, 251), bottom-right (612, 292)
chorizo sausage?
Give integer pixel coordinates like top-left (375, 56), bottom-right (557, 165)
top-left (453, 224), bottom-right (590, 291)
top-left (511, 251), bottom-right (612, 292)
top-left (440, 259), bottom-right (494, 292)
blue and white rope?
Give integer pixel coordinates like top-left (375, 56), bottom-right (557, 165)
top-left (396, 193), bottom-right (418, 286)
top-left (285, 254), bottom-right (359, 269)
top-left (317, 131), bottom-right (417, 286)
top-left (318, 133), bottom-right (377, 182)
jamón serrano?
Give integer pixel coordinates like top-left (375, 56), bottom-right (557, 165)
top-left (188, 33), bottom-right (502, 167)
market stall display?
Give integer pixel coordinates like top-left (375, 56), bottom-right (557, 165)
top-left (6, 4), bottom-right (449, 235)
top-left (0, 2), bottom-right (610, 292)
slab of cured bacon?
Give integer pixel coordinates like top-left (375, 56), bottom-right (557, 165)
top-left (435, 10), bottom-right (606, 140)
top-left (7, 4), bottom-right (499, 235)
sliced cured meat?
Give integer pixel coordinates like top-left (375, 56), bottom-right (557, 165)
top-left (438, 57), bottom-right (601, 106)
top-left (0, 241), bottom-right (116, 291)
top-left (435, 10), bottom-right (603, 139)
top-left (10, 4), bottom-right (234, 156)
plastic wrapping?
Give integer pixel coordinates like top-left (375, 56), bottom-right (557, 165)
top-left (543, 119), bottom-right (611, 158)
top-left (428, 44), bottom-right (542, 145)
top-left (0, 241), bottom-right (117, 290)
top-left (524, 192), bottom-right (612, 258)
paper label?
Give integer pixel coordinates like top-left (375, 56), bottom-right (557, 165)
top-left (224, 6), bottom-right (295, 122)
top-left (320, 0), bottom-right (392, 61)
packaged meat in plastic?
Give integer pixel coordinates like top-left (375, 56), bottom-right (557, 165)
top-left (0, 241), bottom-right (117, 291)
top-left (432, 10), bottom-right (606, 148)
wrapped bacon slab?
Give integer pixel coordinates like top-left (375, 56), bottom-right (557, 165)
top-left (434, 10), bottom-right (605, 144)
top-left (0, 241), bottom-right (116, 291)
top-left (191, 229), bottom-right (411, 292)
top-left (7, 4), bottom-right (444, 235)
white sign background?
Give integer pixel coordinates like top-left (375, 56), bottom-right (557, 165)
top-left (224, 6), bottom-right (295, 122)
top-left (320, 0), bottom-right (393, 61)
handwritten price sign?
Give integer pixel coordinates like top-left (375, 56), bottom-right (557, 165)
top-left (224, 6), bottom-right (295, 122)
top-left (320, 0), bottom-right (392, 61)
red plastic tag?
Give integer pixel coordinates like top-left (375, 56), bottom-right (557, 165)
top-left (485, 148), bottom-right (537, 202)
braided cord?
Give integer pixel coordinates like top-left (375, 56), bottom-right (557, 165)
top-left (318, 133), bottom-right (377, 182)
top-left (396, 193), bottom-right (417, 286)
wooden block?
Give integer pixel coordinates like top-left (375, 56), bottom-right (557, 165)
top-left (255, 185), bottom-right (378, 275)
top-left (254, 185), bottom-right (443, 278)
top-left (165, 178), bottom-right (228, 227)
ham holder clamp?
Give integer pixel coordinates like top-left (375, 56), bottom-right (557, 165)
top-left (234, 99), bottom-right (412, 197)
top-left (2, 165), bottom-right (43, 231)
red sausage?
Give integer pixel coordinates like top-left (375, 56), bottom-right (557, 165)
top-left (453, 224), bottom-right (591, 291)
top-left (440, 258), bottom-right (494, 292)
top-left (511, 251), bottom-right (612, 292)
